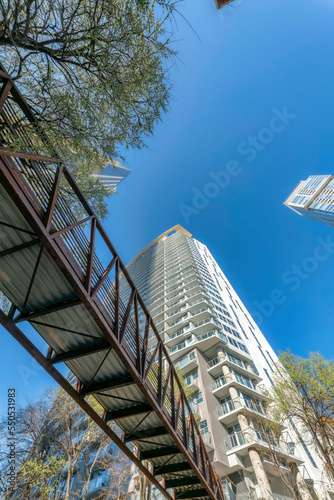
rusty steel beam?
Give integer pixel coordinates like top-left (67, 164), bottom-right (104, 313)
top-left (0, 147), bottom-right (62, 164)
top-left (79, 374), bottom-right (134, 395)
top-left (0, 239), bottom-right (40, 258)
top-left (44, 165), bottom-right (64, 231)
top-left (166, 477), bottom-right (200, 488)
top-left (141, 446), bottom-right (180, 460)
top-left (91, 255), bottom-right (117, 298)
top-left (0, 220), bottom-right (36, 236)
top-left (0, 81), bottom-right (12, 111)
top-left (154, 462), bottom-right (192, 475)
top-left (177, 489), bottom-right (208, 499)
top-left (49, 215), bottom-right (95, 239)
top-left (104, 404), bottom-right (152, 421)
top-left (50, 340), bottom-right (110, 364)
top-left (14, 296), bottom-right (81, 323)
top-left (85, 217), bottom-right (96, 293)
top-left (22, 244), bottom-right (44, 312)
top-left (124, 425), bottom-right (168, 443)
top-left (119, 287), bottom-right (135, 343)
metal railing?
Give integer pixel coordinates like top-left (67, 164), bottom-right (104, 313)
top-left (216, 397), bottom-right (266, 419)
top-left (224, 428), bottom-right (299, 458)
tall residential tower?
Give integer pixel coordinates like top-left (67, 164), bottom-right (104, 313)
top-left (284, 175), bottom-right (334, 226)
top-left (126, 226), bottom-right (330, 500)
top-left (91, 160), bottom-right (131, 194)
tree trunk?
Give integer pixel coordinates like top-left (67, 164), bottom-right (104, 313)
top-left (64, 460), bottom-right (74, 500)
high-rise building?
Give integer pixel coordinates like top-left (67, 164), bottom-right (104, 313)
top-left (91, 160), bottom-right (131, 194)
top-left (126, 225), bottom-right (331, 500)
top-left (284, 175), bottom-right (334, 226)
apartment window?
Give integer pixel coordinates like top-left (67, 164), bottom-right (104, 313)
top-left (241, 392), bottom-right (263, 414)
top-left (220, 395), bottom-right (234, 412)
top-left (199, 419), bottom-right (209, 434)
top-left (266, 350), bottom-right (275, 364)
top-left (258, 345), bottom-right (274, 372)
top-left (233, 370), bottom-right (255, 390)
top-left (264, 368), bottom-right (274, 386)
top-left (227, 423), bottom-right (245, 447)
top-left (196, 392), bottom-right (203, 404)
top-left (185, 368), bottom-right (198, 385)
top-left (249, 327), bottom-right (259, 343)
top-left (227, 352), bottom-right (244, 369)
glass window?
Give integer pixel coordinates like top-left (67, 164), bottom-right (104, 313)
top-left (220, 395), bottom-right (234, 413)
top-left (241, 392), bottom-right (263, 414)
top-left (234, 370), bottom-right (255, 389)
top-left (227, 423), bottom-right (245, 447)
top-left (264, 368), bottom-right (274, 386)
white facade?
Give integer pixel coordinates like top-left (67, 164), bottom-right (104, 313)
top-left (127, 226), bottom-right (332, 500)
top-left (284, 175), bottom-right (334, 226)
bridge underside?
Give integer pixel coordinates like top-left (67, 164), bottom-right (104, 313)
top-left (0, 65), bottom-right (224, 500)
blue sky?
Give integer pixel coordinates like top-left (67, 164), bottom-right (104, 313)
top-left (1, 0), bottom-right (334, 412)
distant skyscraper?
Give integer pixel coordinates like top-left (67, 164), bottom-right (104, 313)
top-left (125, 225), bottom-right (328, 500)
top-left (284, 174), bottom-right (334, 226)
top-left (91, 160), bottom-right (131, 194)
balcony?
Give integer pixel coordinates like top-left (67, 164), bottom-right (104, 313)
top-left (186, 290), bottom-right (210, 301)
top-left (207, 354), bottom-right (262, 380)
top-left (224, 428), bottom-right (303, 463)
top-left (167, 304), bottom-right (189, 319)
top-left (184, 282), bottom-right (207, 297)
top-left (211, 373), bottom-right (267, 399)
top-left (190, 316), bottom-right (222, 336)
top-left (166, 295), bottom-right (186, 311)
top-left (186, 377), bottom-right (200, 393)
top-left (166, 313), bottom-right (190, 333)
top-left (166, 288), bottom-right (186, 302)
top-left (216, 397), bottom-right (270, 426)
top-left (200, 429), bottom-right (214, 451)
top-left (299, 465), bottom-right (314, 485)
top-left (177, 351), bottom-right (198, 374)
top-left (169, 330), bottom-right (228, 361)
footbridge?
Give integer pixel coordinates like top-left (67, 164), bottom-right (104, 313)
top-left (0, 65), bottom-right (224, 500)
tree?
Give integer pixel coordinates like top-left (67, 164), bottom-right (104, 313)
top-left (0, 393), bottom-right (65, 499)
top-left (0, 0), bottom-right (181, 216)
top-left (98, 451), bottom-right (132, 500)
top-left (270, 352), bottom-right (334, 483)
top-left (0, 387), bottom-right (132, 499)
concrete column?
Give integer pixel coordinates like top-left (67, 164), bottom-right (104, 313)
top-left (229, 384), bottom-right (239, 401)
top-left (248, 448), bottom-right (274, 500)
top-left (217, 347), bottom-right (225, 363)
top-left (238, 413), bottom-right (253, 443)
top-left (222, 362), bottom-right (241, 408)
top-left (289, 462), bottom-right (313, 500)
top-left (222, 363), bottom-right (230, 377)
top-left (235, 415), bottom-right (274, 499)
